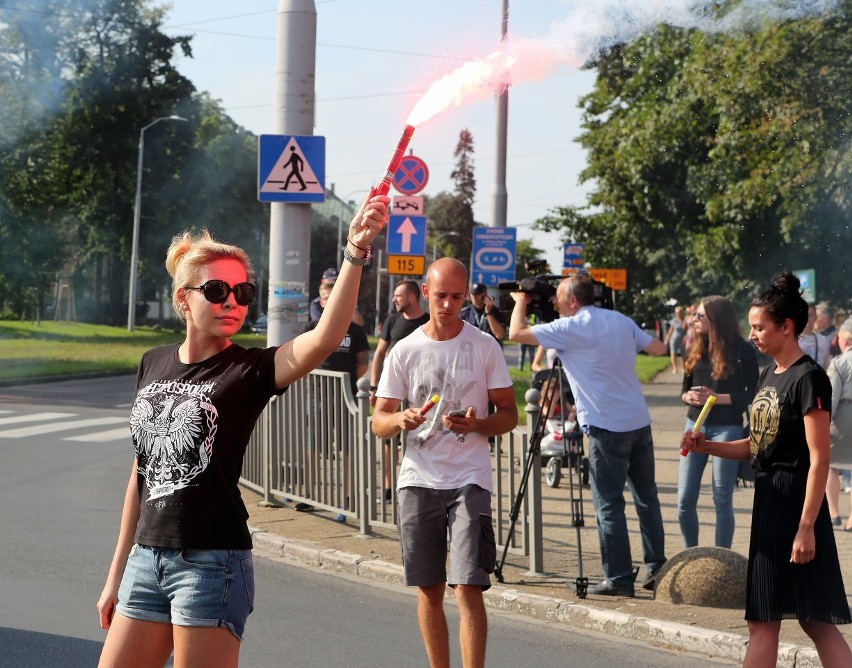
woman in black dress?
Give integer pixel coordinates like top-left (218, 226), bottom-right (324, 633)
top-left (682, 273), bottom-right (851, 667)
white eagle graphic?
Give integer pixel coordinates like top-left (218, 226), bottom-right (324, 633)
top-left (130, 394), bottom-right (206, 492)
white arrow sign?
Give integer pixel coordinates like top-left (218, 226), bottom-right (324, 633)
top-left (396, 217), bottom-right (418, 253)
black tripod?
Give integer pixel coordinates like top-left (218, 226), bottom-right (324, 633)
top-left (493, 359), bottom-right (589, 598)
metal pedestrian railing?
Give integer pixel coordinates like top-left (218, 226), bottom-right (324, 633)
top-left (241, 371), bottom-right (546, 574)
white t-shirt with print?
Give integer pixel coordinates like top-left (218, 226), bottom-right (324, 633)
top-left (377, 322), bottom-right (512, 491)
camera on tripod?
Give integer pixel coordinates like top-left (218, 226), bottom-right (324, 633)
top-left (498, 259), bottom-right (563, 323)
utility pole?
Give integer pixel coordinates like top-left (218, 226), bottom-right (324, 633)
top-left (492, 0), bottom-right (509, 230)
top-left (488, 0), bottom-right (509, 301)
top-left (267, 0), bottom-right (317, 345)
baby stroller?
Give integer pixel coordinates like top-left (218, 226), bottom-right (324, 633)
top-left (531, 368), bottom-right (590, 489)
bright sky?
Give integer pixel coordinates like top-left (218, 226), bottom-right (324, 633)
top-left (161, 0), bottom-right (597, 274)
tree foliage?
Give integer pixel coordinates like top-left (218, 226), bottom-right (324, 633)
top-left (0, 0), bottom-right (273, 323)
top-left (451, 128), bottom-right (476, 208)
top-left (426, 129), bottom-right (479, 267)
top-left (537, 3), bottom-right (851, 321)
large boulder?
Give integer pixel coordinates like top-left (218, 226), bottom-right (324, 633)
top-left (653, 546), bottom-right (748, 608)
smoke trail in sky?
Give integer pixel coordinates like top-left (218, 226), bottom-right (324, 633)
top-left (406, 0), bottom-right (843, 127)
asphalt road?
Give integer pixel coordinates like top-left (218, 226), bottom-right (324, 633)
top-left (0, 376), bottom-right (731, 666)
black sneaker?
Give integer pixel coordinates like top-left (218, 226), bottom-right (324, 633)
top-left (641, 563), bottom-right (665, 591)
top-left (641, 570), bottom-right (660, 591)
top-left (590, 579), bottom-right (635, 597)
top-left (294, 502), bottom-right (313, 512)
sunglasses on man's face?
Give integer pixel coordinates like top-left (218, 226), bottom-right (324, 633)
top-left (185, 280), bottom-right (256, 306)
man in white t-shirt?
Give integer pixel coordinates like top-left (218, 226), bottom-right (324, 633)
top-left (372, 258), bottom-right (517, 668)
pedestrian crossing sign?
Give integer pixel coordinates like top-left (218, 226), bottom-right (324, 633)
top-left (258, 134), bottom-right (326, 203)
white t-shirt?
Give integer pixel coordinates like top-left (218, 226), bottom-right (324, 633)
top-left (377, 322), bottom-right (513, 491)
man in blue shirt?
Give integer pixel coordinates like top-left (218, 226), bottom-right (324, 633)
top-left (509, 273), bottom-right (668, 597)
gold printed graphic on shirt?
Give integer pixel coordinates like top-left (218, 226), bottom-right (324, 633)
top-left (750, 386), bottom-right (780, 458)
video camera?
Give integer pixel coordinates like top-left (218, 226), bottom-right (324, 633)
top-left (498, 260), bottom-right (562, 323)
top-left (498, 259), bottom-right (615, 323)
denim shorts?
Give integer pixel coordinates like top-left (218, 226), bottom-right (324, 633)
top-left (116, 544), bottom-right (254, 640)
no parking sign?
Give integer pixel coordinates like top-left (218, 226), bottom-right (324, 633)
top-left (392, 155), bottom-right (429, 195)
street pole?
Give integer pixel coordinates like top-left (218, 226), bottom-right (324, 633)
top-left (492, 0), bottom-right (509, 232)
top-left (268, 0), bottom-right (317, 346)
top-left (127, 115), bottom-right (187, 332)
top-left (374, 249), bottom-right (383, 337)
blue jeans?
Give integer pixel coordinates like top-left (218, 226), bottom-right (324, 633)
top-left (518, 343), bottom-right (534, 370)
top-left (677, 421), bottom-right (744, 549)
top-left (587, 425), bottom-right (667, 586)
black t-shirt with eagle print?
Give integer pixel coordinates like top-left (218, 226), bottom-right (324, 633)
top-left (131, 343), bottom-right (285, 549)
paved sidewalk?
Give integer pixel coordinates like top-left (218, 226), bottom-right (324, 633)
top-left (246, 371), bottom-right (852, 666)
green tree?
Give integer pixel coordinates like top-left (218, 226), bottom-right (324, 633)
top-left (0, 0), bottom-right (91, 317)
top-left (426, 192), bottom-right (473, 265)
top-left (0, 0), bottom-right (198, 322)
top-left (451, 128), bottom-right (476, 208)
top-left (515, 238), bottom-right (549, 279)
top-left (536, 6), bottom-right (852, 318)
top-left (426, 129), bottom-right (478, 267)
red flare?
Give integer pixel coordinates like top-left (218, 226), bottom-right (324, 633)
top-left (375, 124), bottom-right (415, 196)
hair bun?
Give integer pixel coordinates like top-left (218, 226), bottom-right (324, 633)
top-left (770, 271), bottom-right (801, 297)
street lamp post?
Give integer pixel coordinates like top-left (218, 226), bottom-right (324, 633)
top-left (127, 114), bottom-right (188, 332)
top-left (432, 231), bottom-right (461, 263)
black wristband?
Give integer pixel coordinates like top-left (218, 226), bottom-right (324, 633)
top-left (369, 385), bottom-right (378, 392)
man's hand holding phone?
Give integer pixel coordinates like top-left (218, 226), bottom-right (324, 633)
top-left (442, 406), bottom-right (476, 440)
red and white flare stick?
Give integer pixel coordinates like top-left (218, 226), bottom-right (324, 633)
top-left (373, 124), bottom-right (415, 196)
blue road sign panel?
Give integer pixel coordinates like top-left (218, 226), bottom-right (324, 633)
top-left (258, 134), bottom-right (326, 203)
top-left (472, 227), bottom-right (516, 286)
top-left (387, 215), bottom-right (427, 255)
top-left (563, 243), bottom-right (585, 269)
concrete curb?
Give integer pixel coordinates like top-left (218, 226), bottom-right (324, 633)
top-left (252, 526), bottom-right (810, 665)
top-left (0, 370), bottom-right (131, 388)
top-left (249, 526), bottom-right (826, 666)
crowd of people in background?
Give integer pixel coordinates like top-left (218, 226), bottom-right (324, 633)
top-left (680, 275), bottom-right (852, 666)
top-left (100, 235), bottom-right (852, 668)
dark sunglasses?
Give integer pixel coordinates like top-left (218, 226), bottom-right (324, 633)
top-left (185, 280), bottom-right (256, 306)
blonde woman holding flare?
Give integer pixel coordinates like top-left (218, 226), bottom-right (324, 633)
top-left (96, 195), bottom-right (388, 668)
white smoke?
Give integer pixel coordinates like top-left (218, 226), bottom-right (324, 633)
top-left (406, 0), bottom-right (843, 126)
top-left (538, 0), bottom-right (843, 69)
